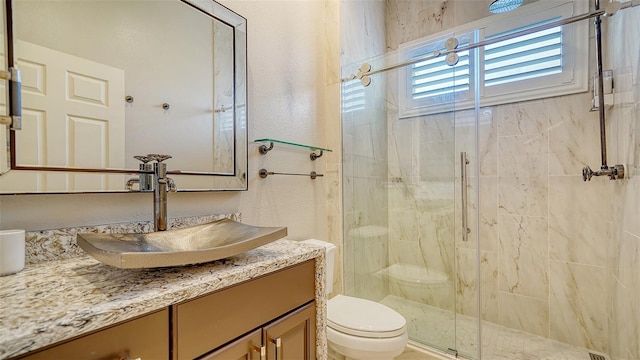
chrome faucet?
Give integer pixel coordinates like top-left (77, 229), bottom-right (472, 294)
top-left (126, 154), bottom-right (177, 231)
top-left (150, 154), bottom-right (177, 231)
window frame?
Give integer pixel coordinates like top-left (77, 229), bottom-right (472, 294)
top-left (398, 0), bottom-right (589, 118)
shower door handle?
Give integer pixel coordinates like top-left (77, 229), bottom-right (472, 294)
top-left (460, 152), bottom-right (470, 242)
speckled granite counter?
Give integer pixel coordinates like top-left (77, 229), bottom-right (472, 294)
top-left (0, 239), bottom-right (326, 359)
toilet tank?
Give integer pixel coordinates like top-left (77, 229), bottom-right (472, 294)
top-left (301, 239), bottom-right (335, 295)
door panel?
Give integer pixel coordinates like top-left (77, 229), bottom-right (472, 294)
top-left (341, 45), bottom-right (481, 359)
top-left (5, 40), bottom-right (126, 191)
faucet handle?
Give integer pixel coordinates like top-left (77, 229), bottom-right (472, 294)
top-left (582, 166), bottom-right (594, 181)
top-left (147, 154), bottom-right (172, 163)
top-left (133, 155), bottom-right (153, 163)
top-left (166, 178), bottom-right (177, 192)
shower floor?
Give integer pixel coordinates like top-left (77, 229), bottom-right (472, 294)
top-left (381, 295), bottom-right (604, 360)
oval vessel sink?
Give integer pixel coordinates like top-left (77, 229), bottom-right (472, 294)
top-left (76, 219), bottom-right (288, 269)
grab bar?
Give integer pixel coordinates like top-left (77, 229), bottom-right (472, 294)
top-left (461, 152), bottom-right (470, 242)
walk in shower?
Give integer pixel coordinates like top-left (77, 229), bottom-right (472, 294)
top-left (341, 0), bottom-right (640, 359)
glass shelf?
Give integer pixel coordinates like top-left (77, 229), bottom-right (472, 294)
top-left (254, 138), bottom-right (333, 152)
top-left (254, 138), bottom-right (332, 160)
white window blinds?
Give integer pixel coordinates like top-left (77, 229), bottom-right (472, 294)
top-left (412, 48), bottom-right (471, 100)
top-left (484, 19), bottom-right (562, 87)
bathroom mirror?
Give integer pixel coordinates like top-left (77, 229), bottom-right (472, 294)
top-left (0, 0), bottom-right (247, 193)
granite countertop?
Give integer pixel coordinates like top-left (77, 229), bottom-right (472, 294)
top-left (0, 239), bottom-right (325, 359)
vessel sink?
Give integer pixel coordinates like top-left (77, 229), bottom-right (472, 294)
top-left (76, 219), bottom-right (288, 269)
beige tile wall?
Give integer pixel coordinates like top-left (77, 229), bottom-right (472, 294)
top-left (604, 5), bottom-right (640, 360)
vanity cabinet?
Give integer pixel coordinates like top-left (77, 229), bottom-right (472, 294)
top-left (18, 309), bottom-right (169, 360)
top-left (11, 259), bottom-right (317, 360)
top-left (173, 259), bottom-right (316, 360)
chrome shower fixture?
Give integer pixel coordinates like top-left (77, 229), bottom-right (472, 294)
top-left (582, 164), bottom-right (625, 181)
top-left (489, 0), bottom-right (523, 13)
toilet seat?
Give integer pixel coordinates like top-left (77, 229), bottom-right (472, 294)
top-left (328, 295), bottom-right (406, 338)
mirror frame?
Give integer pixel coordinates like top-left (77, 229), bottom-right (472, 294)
top-left (1, 0), bottom-right (248, 193)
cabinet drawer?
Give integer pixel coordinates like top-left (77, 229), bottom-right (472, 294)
top-left (19, 309), bottom-right (169, 360)
top-left (174, 260), bottom-right (316, 360)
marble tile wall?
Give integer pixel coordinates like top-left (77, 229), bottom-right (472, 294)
top-left (386, 108), bottom-right (457, 311)
top-left (386, 93), bottom-right (615, 352)
top-left (603, 4), bottom-right (640, 360)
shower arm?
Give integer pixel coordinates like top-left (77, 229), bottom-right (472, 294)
top-left (582, 0), bottom-right (631, 181)
top-left (342, 1), bottom-right (639, 85)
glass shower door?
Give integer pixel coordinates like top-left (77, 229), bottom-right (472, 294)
top-left (341, 39), bottom-right (481, 358)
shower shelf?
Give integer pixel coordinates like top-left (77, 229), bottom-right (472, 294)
top-left (254, 138), bottom-right (333, 160)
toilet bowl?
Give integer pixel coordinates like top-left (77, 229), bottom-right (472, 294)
top-left (327, 294), bottom-right (408, 360)
top-left (302, 239), bottom-right (408, 360)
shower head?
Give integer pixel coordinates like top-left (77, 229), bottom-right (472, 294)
top-left (489, 0), bottom-right (523, 13)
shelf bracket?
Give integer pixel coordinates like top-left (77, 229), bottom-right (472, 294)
top-left (310, 150), bottom-right (323, 161)
top-left (258, 142), bottom-right (274, 155)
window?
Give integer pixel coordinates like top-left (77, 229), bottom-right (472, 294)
top-left (484, 20), bottom-right (562, 87)
top-left (403, 32), bottom-right (475, 115)
top-left (399, 0), bottom-right (588, 118)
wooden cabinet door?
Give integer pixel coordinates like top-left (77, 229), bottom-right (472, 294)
top-left (264, 302), bottom-right (316, 360)
top-left (19, 309), bottom-right (169, 360)
top-left (199, 328), bottom-right (263, 360)
top-left (174, 260), bottom-right (315, 360)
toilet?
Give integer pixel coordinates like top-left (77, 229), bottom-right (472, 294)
top-left (302, 239), bottom-right (408, 360)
